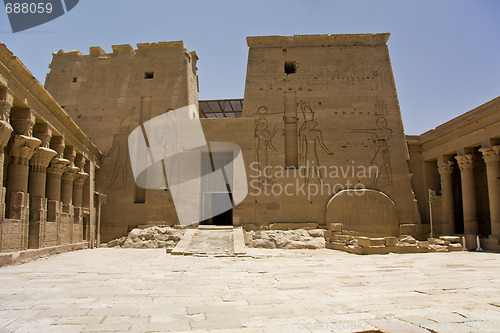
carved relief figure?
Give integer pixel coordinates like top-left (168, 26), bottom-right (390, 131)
top-left (299, 102), bottom-right (333, 185)
top-left (157, 109), bottom-right (179, 183)
top-left (255, 106), bottom-right (277, 184)
top-left (103, 107), bottom-right (137, 189)
top-left (369, 117), bottom-right (393, 187)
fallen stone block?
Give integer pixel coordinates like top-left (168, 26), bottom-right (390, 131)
top-left (328, 223), bottom-right (343, 232)
top-left (331, 234), bottom-right (352, 243)
top-left (439, 235), bottom-right (461, 243)
top-left (399, 235), bottom-right (417, 244)
top-left (308, 229), bottom-right (325, 238)
top-left (448, 243), bottom-right (463, 252)
top-left (384, 236), bottom-right (398, 247)
top-left (360, 246), bottom-right (389, 255)
top-left (356, 237), bottom-right (371, 248)
top-left (417, 241), bottom-right (429, 249)
top-left (370, 237), bottom-right (385, 247)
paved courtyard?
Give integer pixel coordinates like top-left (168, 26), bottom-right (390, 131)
top-left (0, 248), bottom-right (499, 333)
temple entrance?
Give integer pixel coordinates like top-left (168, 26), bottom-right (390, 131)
top-left (200, 193), bottom-right (233, 226)
top-left (211, 208), bottom-right (233, 226)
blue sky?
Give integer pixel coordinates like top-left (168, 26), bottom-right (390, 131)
top-left (0, 0), bottom-right (499, 135)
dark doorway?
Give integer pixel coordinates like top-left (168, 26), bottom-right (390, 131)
top-left (199, 193), bottom-right (233, 226)
top-left (212, 208), bottom-right (233, 226)
top-left (83, 216), bottom-right (88, 241)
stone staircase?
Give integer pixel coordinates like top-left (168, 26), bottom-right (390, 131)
top-left (171, 226), bottom-right (246, 256)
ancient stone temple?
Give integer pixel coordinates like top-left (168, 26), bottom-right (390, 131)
top-left (0, 44), bottom-right (100, 255)
top-left (1, 32), bottom-right (499, 255)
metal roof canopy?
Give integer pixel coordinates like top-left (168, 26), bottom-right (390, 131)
top-left (199, 99), bottom-right (243, 118)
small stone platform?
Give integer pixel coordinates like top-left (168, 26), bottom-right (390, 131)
top-left (171, 226), bottom-right (246, 256)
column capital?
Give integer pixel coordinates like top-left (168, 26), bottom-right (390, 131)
top-left (50, 136), bottom-right (65, 159)
top-left (455, 154), bottom-right (474, 170)
top-left (30, 147), bottom-right (57, 172)
top-left (438, 161), bottom-right (454, 175)
top-left (0, 99), bottom-right (12, 122)
top-left (47, 157), bottom-right (70, 175)
top-left (62, 166), bottom-right (79, 181)
top-left (479, 146), bottom-right (500, 163)
top-left (0, 120), bottom-right (13, 149)
top-left (33, 123), bottom-right (53, 148)
top-left (64, 146), bottom-right (77, 165)
top-left (74, 153), bottom-right (86, 172)
top-left (74, 172), bottom-right (89, 187)
top-left (10, 108), bottom-right (36, 136)
top-left (10, 135), bottom-right (41, 164)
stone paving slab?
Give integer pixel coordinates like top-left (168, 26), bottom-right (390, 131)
top-left (0, 248), bottom-right (499, 332)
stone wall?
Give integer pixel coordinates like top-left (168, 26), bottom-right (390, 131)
top-left (0, 43), bottom-right (99, 253)
top-left (242, 34), bottom-right (421, 230)
top-left (45, 42), bottom-right (199, 242)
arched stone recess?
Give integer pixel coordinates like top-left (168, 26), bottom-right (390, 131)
top-left (326, 189), bottom-right (399, 237)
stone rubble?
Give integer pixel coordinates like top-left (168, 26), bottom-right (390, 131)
top-left (106, 226), bottom-right (186, 250)
top-left (326, 223), bottom-right (464, 254)
top-left (245, 229), bottom-right (326, 249)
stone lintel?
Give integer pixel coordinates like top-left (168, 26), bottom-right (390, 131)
top-left (247, 33), bottom-right (390, 48)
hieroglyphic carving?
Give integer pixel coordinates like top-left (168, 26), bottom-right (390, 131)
top-left (352, 117), bottom-right (393, 187)
top-left (370, 117), bottom-right (393, 187)
top-left (255, 106), bottom-right (277, 184)
top-left (374, 98), bottom-right (387, 116)
top-left (298, 102), bottom-right (332, 185)
top-left (103, 107), bottom-right (137, 189)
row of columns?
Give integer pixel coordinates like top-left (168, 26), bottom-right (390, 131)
top-left (0, 95), bottom-right (89, 234)
top-left (437, 147), bottom-right (500, 239)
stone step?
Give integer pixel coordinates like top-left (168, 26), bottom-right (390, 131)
top-left (171, 226), bottom-right (246, 256)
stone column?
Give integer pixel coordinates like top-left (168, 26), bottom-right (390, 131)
top-left (46, 137), bottom-right (70, 202)
top-left (0, 99), bottom-right (13, 218)
top-left (437, 160), bottom-right (455, 235)
top-left (61, 147), bottom-right (79, 205)
top-left (29, 124), bottom-right (57, 197)
top-left (73, 155), bottom-right (89, 208)
top-left (72, 155), bottom-right (88, 243)
top-left (479, 146), bottom-right (500, 237)
top-left (455, 154), bottom-right (478, 239)
top-left (5, 109), bottom-right (40, 251)
top-left (28, 124), bottom-right (57, 249)
top-left (6, 109), bottom-right (41, 219)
